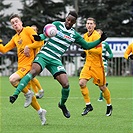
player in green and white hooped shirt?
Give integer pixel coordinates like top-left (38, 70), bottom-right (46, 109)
top-left (97, 29), bottom-right (113, 101)
top-left (10, 11), bottom-right (107, 118)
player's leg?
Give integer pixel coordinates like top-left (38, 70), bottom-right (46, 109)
top-left (47, 60), bottom-right (70, 118)
top-left (98, 67), bottom-right (113, 116)
top-left (9, 61), bottom-right (47, 125)
top-left (32, 78), bottom-right (44, 99)
top-left (9, 72), bottom-right (34, 107)
top-left (79, 78), bottom-right (93, 116)
top-left (98, 91), bottom-right (104, 101)
top-left (56, 73), bottom-right (70, 118)
top-left (9, 63), bottom-right (42, 103)
top-left (31, 80), bottom-right (38, 94)
top-left (79, 66), bottom-right (93, 116)
top-left (98, 66), bottom-right (108, 101)
top-left (12, 80), bottom-right (46, 125)
top-left (31, 95), bottom-right (47, 125)
top-left (99, 85), bottom-right (113, 116)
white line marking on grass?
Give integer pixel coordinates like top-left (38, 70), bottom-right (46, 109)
top-left (0, 96), bottom-right (132, 100)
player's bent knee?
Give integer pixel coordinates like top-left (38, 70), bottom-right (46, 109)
top-left (62, 83), bottom-right (69, 88)
top-left (79, 81), bottom-right (85, 88)
top-left (99, 85), bottom-right (106, 91)
top-left (9, 76), bottom-right (20, 87)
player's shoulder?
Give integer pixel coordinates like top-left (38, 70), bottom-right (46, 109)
top-left (93, 30), bottom-right (100, 36)
top-left (83, 32), bottom-right (88, 38)
top-left (91, 30), bottom-right (100, 40)
top-left (23, 26), bottom-right (36, 35)
top-left (52, 21), bottom-right (62, 26)
top-left (24, 26), bottom-right (33, 31)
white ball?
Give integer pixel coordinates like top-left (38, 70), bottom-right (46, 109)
top-left (43, 24), bottom-right (57, 37)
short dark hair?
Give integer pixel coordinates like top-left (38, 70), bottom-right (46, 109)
top-left (9, 14), bottom-right (21, 21)
top-left (87, 17), bottom-right (96, 24)
top-left (68, 11), bottom-right (78, 19)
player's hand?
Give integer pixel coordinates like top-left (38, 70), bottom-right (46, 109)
top-left (81, 51), bottom-right (86, 58)
top-left (128, 54), bottom-right (133, 60)
top-left (103, 55), bottom-right (109, 60)
top-left (33, 35), bottom-right (41, 41)
top-left (24, 46), bottom-right (30, 57)
top-left (100, 32), bottom-right (107, 41)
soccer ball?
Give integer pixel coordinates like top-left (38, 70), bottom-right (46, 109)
top-left (43, 24), bottom-right (57, 37)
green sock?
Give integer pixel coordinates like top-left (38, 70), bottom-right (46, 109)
top-left (13, 73), bottom-right (33, 96)
top-left (99, 91), bottom-right (103, 99)
top-left (60, 87), bottom-right (70, 106)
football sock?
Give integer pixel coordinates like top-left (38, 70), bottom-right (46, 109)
top-left (22, 87), bottom-right (30, 94)
top-left (99, 91), bottom-right (103, 99)
top-left (38, 108), bottom-right (43, 114)
top-left (31, 81), bottom-right (38, 93)
top-left (22, 82), bottom-right (31, 94)
top-left (102, 88), bottom-right (111, 104)
top-left (32, 78), bottom-right (42, 90)
top-left (60, 87), bottom-right (70, 106)
top-left (13, 73), bottom-right (33, 96)
top-left (80, 86), bottom-right (90, 103)
top-left (31, 95), bottom-right (41, 111)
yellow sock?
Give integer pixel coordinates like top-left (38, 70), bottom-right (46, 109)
top-left (80, 86), bottom-right (90, 103)
top-left (32, 78), bottom-right (42, 90)
top-left (102, 88), bottom-right (111, 104)
top-left (31, 81), bottom-right (38, 93)
top-left (31, 96), bottom-right (41, 111)
top-left (22, 82), bottom-right (31, 94)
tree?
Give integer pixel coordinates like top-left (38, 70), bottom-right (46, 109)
top-left (77, 0), bottom-right (133, 37)
top-left (0, 0), bottom-right (14, 42)
top-left (19, 0), bottom-right (67, 34)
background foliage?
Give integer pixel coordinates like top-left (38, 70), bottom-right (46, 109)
top-left (0, 0), bottom-right (133, 42)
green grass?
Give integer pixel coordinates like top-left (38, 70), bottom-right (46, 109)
top-left (0, 76), bottom-right (132, 133)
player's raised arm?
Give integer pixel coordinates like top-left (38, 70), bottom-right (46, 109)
top-left (124, 43), bottom-right (133, 59)
top-left (76, 32), bottom-right (107, 50)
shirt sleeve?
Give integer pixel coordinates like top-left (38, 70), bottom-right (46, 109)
top-left (0, 37), bottom-right (16, 53)
top-left (26, 27), bottom-right (44, 49)
top-left (75, 33), bottom-right (101, 50)
top-left (124, 43), bottom-right (133, 59)
top-left (105, 42), bottom-right (113, 58)
top-left (88, 45), bottom-right (102, 54)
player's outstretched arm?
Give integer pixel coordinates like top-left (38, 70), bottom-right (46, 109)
top-left (77, 32), bottom-right (107, 50)
top-left (33, 34), bottom-right (47, 41)
top-left (33, 35), bottom-right (41, 41)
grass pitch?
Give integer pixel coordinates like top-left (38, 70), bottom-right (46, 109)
top-left (0, 76), bottom-right (132, 133)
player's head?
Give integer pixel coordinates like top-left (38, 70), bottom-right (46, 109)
top-left (9, 14), bottom-right (23, 33)
top-left (31, 25), bottom-right (38, 33)
top-left (96, 29), bottom-right (103, 35)
top-left (65, 11), bottom-right (78, 30)
top-left (86, 17), bottom-right (96, 33)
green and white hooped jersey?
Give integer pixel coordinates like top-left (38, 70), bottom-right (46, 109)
top-left (102, 42), bottom-right (108, 69)
top-left (39, 21), bottom-right (83, 61)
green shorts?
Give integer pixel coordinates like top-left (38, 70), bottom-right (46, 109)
top-left (33, 54), bottom-right (66, 77)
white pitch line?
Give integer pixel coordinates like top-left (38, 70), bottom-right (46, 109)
top-left (0, 96), bottom-right (132, 100)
